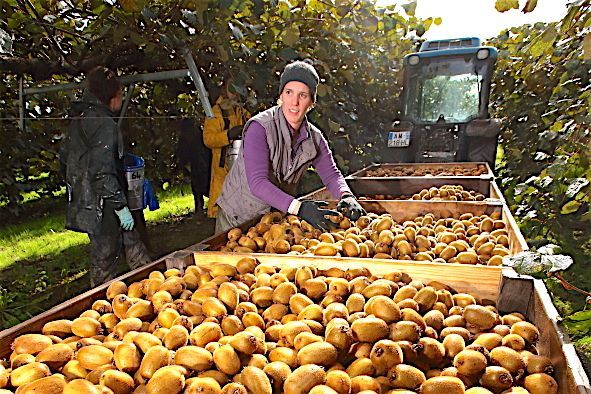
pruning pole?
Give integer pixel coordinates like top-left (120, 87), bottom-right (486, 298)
top-left (118, 82), bottom-right (135, 128)
top-left (183, 49), bottom-right (214, 118)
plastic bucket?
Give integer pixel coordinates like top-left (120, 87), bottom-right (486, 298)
top-left (123, 154), bottom-right (145, 211)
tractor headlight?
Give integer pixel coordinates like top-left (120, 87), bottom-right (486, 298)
top-left (408, 55), bottom-right (420, 65)
top-left (476, 49), bottom-right (489, 60)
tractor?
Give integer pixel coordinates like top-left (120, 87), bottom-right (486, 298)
top-left (388, 37), bottom-right (500, 167)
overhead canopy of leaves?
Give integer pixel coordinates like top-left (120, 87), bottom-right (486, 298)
top-left (0, 0), bottom-right (433, 212)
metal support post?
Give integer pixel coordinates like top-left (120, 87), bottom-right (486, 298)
top-left (183, 49), bottom-right (214, 118)
top-left (118, 82), bottom-right (135, 128)
top-left (18, 76), bottom-right (25, 131)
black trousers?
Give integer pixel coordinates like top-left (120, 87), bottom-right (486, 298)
top-left (87, 228), bottom-right (151, 288)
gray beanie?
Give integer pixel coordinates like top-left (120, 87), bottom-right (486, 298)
top-left (279, 61), bottom-right (319, 99)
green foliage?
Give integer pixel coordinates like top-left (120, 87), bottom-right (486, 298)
top-left (503, 245), bottom-right (574, 279)
top-left (489, 1), bottom-right (591, 296)
top-left (564, 309), bottom-right (591, 338)
top-left (0, 0), bottom-right (434, 214)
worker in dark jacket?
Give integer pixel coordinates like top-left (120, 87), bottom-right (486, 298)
top-left (60, 66), bottom-right (151, 287)
top-left (177, 118), bottom-right (211, 219)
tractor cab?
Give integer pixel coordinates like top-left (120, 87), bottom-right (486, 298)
top-left (389, 37), bottom-right (500, 167)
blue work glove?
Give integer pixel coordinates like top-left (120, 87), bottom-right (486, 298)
top-left (115, 206), bottom-right (135, 231)
top-left (297, 201), bottom-right (340, 232)
top-left (337, 194), bottom-right (366, 221)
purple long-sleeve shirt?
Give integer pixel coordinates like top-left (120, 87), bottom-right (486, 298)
top-left (243, 121), bottom-right (351, 213)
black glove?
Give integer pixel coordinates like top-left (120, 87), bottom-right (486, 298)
top-left (297, 200), bottom-right (340, 231)
top-left (337, 194), bottom-right (366, 221)
top-left (228, 125), bottom-right (244, 140)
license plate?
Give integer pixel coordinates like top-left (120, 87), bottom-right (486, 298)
top-left (388, 131), bottom-right (411, 147)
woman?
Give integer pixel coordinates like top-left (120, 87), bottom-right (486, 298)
top-left (215, 60), bottom-right (365, 233)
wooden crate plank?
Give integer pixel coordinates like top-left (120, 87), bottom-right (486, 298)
top-left (502, 204), bottom-right (529, 254)
top-left (490, 179), bottom-right (506, 202)
top-left (191, 251), bottom-right (502, 302)
top-left (497, 269), bottom-right (535, 315)
top-left (532, 279), bottom-right (591, 393)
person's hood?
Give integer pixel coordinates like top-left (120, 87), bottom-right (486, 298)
top-left (69, 90), bottom-right (113, 117)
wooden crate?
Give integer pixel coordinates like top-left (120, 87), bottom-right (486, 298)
top-left (197, 200), bottom-right (527, 256)
top-left (189, 251), bottom-right (590, 394)
top-left (0, 250), bottom-right (589, 393)
top-left (301, 177), bottom-right (503, 201)
top-left (348, 162), bottom-right (495, 179)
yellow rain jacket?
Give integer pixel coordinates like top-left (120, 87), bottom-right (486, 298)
top-left (203, 96), bottom-right (250, 217)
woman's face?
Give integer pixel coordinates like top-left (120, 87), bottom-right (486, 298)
top-left (280, 81), bottom-right (314, 130)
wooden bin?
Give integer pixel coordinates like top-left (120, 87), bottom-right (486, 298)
top-left (301, 177), bottom-right (505, 201)
top-left (189, 251), bottom-right (590, 394)
top-left (348, 162), bottom-right (495, 179)
top-left (343, 162), bottom-right (495, 197)
top-left (0, 250), bottom-right (589, 393)
top-left (197, 200), bottom-right (527, 257)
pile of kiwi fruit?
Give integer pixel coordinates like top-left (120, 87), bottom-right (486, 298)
top-left (1, 259), bottom-right (557, 393)
top-left (363, 165), bottom-right (489, 177)
top-left (357, 185), bottom-right (487, 202)
top-left (221, 211), bottom-right (511, 266)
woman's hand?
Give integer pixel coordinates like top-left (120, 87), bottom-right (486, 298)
top-left (337, 194), bottom-right (366, 221)
top-left (297, 200), bottom-right (339, 231)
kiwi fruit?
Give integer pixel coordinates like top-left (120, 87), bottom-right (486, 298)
top-left (309, 385), bottom-right (339, 394)
top-left (9, 362), bottom-right (51, 387)
top-left (443, 334), bottom-right (465, 358)
top-left (284, 364), bottom-right (327, 394)
top-left (326, 370), bottom-right (352, 394)
top-left (370, 339), bottom-right (403, 374)
top-left (15, 374), bottom-right (66, 393)
top-left (297, 341), bottom-right (338, 367)
top-left (489, 347), bottom-right (525, 375)
top-left (364, 295), bottom-right (401, 323)
top-left (524, 354), bottom-right (554, 375)
top-left (345, 358), bottom-right (375, 378)
top-left (35, 343), bottom-right (74, 371)
top-left (501, 334), bottom-right (526, 351)
top-left (420, 376), bottom-right (465, 394)
top-left (389, 321), bottom-right (422, 343)
top-left (240, 366), bottom-right (272, 394)
top-left (480, 366), bottom-right (513, 392)
top-left (352, 317), bottom-right (390, 342)
top-left (350, 375), bottom-right (381, 392)
top-left (464, 388), bottom-right (493, 394)
top-left (269, 347), bottom-right (299, 368)
top-left (473, 333), bottom-right (503, 351)
top-left (463, 305), bottom-right (497, 331)
top-left (523, 373), bottom-right (558, 394)
top-left (414, 337), bottom-right (445, 366)
top-left (510, 321), bottom-right (540, 344)
top-left (453, 349), bottom-right (487, 376)
top-left (387, 364), bottom-right (426, 390)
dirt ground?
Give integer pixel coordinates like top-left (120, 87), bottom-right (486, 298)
top-left (147, 214), bottom-right (217, 259)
